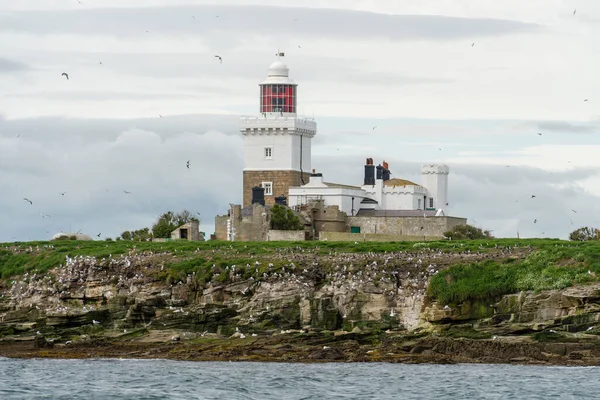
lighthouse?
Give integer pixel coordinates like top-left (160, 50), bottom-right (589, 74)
top-left (240, 54), bottom-right (317, 207)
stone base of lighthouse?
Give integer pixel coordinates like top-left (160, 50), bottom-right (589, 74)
top-left (243, 170), bottom-right (311, 208)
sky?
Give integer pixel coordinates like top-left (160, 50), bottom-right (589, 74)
top-left (0, 0), bottom-right (599, 241)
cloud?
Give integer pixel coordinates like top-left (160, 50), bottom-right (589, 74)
top-left (0, 57), bottom-right (27, 73)
top-left (537, 121), bottom-right (599, 133)
top-left (1, 114), bottom-right (599, 242)
top-left (0, 5), bottom-right (538, 41)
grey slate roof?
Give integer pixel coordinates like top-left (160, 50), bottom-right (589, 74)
top-left (355, 209), bottom-right (438, 217)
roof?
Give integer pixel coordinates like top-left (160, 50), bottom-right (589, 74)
top-left (241, 203), bottom-right (270, 217)
top-left (268, 60), bottom-right (289, 76)
top-left (261, 60), bottom-right (295, 85)
top-left (360, 198), bottom-right (378, 204)
top-left (355, 209), bottom-right (438, 217)
top-left (383, 178), bottom-right (421, 187)
top-left (323, 181), bottom-right (362, 189)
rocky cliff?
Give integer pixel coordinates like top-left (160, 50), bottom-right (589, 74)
top-left (1, 241), bottom-right (600, 365)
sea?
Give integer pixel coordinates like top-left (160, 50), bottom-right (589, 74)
top-left (0, 358), bottom-right (598, 399)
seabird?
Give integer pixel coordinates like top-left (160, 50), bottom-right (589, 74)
top-left (59, 192), bottom-right (66, 196)
top-left (372, 125), bottom-right (377, 130)
top-left (61, 72), bottom-right (69, 80)
top-left (471, 43), bottom-right (475, 47)
top-left (537, 132), bottom-right (542, 135)
top-left (23, 198), bottom-right (32, 205)
top-left (97, 233), bottom-right (101, 237)
top-left (214, 55), bottom-right (223, 63)
top-left (584, 99), bottom-right (588, 102)
top-left (186, 160), bottom-right (190, 169)
top-left (531, 195), bottom-right (536, 198)
top-left (124, 191), bottom-right (131, 194)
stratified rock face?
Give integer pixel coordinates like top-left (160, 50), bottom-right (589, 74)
top-left (6, 245), bottom-right (596, 342)
top-left (0, 248), bottom-right (524, 337)
top-left (421, 283), bottom-right (600, 335)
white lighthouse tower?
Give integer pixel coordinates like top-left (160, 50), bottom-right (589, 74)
top-left (421, 164), bottom-right (449, 212)
top-left (240, 54), bottom-right (317, 207)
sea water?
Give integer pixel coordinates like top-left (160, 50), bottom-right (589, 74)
top-left (0, 358), bottom-right (598, 399)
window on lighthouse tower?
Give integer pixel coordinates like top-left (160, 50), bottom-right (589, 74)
top-left (261, 84), bottom-right (296, 113)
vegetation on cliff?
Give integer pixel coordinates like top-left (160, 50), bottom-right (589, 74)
top-left (428, 241), bottom-right (600, 304)
top-left (1, 239), bottom-right (599, 302)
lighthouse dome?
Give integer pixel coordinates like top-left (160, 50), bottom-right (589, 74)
top-left (268, 60), bottom-right (289, 77)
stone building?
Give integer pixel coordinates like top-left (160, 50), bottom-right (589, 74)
top-left (171, 220), bottom-right (204, 241)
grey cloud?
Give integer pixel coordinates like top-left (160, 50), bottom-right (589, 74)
top-left (5, 89), bottom-right (233, 102)
top-left (0, 57), bottom-right (27, 73)
top-left (0, 5), bottom-right (538, 41)
top-left (537, 121), bottom-right (599, 133)
top-left (2, 115), bottom-right (598, 242)
top-left (25, 51), bottom-right (453, 89)
top-left (0, 114), bottom-right (241, 144)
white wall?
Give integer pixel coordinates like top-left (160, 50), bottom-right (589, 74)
top-left (290, 134), bottom-right (312, 173)
top-left (288, 186), bottom-right (369, 216)
top-left (241, 115), bottom-right (316, 172)
top-left (381, 189), bottom-right (425, 210)
top-left (421, 165), bottom-right (449, 210)
top-left (244, 134), bottom-right (295, 170)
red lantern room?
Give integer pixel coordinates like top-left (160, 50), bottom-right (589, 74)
top-left (259, 56), bottom-right (297, 114)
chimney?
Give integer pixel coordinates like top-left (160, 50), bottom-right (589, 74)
top-left (364, 157), bottom-right (375, 185)
top-left (382, 160), bottom-right (391, 181)
top-left (309, 171), bottom-right (324, 185)
top-left (251, 186), bottom-right (265, 206)
top-left (376, 164), bottom-right (383, 180)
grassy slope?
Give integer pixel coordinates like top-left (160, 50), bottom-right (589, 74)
top-left (1, 239), bottom-right (599, 304)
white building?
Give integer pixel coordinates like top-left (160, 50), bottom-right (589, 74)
top-left (240, 55), bottom-right (450, 217)
top-left (288, 158), bottom-right (450, 217)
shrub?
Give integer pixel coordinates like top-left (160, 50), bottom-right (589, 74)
top-left (569, 227), bottom-right (600, 241)
top-left (270, 204), bottom-right (303, 231)
top-left (444, 224), bottom-right (493, 240)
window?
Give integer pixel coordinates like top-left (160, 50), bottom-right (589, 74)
top-left (264, 147), bottom-right (272, 159)
top-left (417, 199), bottom-right (422, 209)
top-left (262, 182), bottom-right (273, 196)
top-left (429, 197), bottom-right (434, 208)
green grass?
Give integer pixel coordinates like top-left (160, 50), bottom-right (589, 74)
top-left (427, 241), bottom-right (600, 304)
top-left (2, 239), bottom-right (599, 305)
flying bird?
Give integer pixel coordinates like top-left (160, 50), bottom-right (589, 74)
top-left (124, 191), bottom-right (131, 194)
top-left (584, 99), bottom-right (588, 102)
top-left (372, 125), bottom-right (377, 130)
top-left (214, 55), bottom-right (222, 63)
top-left (61, 72), bottom-right (69, 80)
top-left (159, 114), bottom-right (163, 118)
top-left (572, 209), bottom-right (577, 214)
top-left (40, 213), bottom-right (51, 218)
top-left (99, 61), bottom-right (103, 65)
top-left (59, 192), bottom-right (66, 196)
top-left (531, 195), bottom-right (536, 198)
top-left (537, 132), bottom-right (542, 135)
top-left (97, 233), bottom-right (101, 238)
top-left (186, 160), bottom-right (190, 169)
top-left (23, 198), bottom-right (32, 205)
top-left (471, 43), bottom-right (475, 47)
top-left (573, 9), bottom-right (576, 15)
top-left (534, 219), bottom-right (537, 224)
